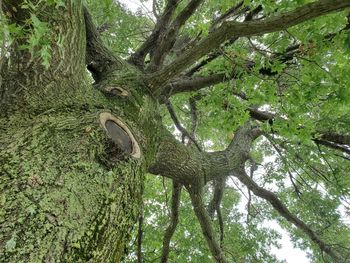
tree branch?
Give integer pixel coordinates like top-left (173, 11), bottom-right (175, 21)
top-left (186, 4), bottom-right (262, 77)
top-left (233, 168), bottom-right (345, 263)
top-left (210, 1), bottom-right (245, 30)
top-left (246, 107), bottom-right (350, 154)
top-left (128, 0), bottom-right (180, 69)
top-left (149, 122), bottom-right (262, 185)
top-left (207, 178), bottom-right (225, 218)
top-left (160, 181), bottom-right (182, 263)
top-left (147, 0), bottom-right (350, 88)
top-left (164, 97), bottom-right (202, 151)
top-left (161, 73), bottom-right (228, 97)
top-left (189, 187), bottom-right (228, 263)
top-left (207, 178), bottom-right (226, 247)
top-left (83, 7), bottom-right (125, 81)
top-left (148, 0), bottom-right (204, 72)
top-left (319, 132), bottom-right (350, 146)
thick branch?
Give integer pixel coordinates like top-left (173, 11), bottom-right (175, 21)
top-left (149, 122), bottom-right (262, 185)
top-left (162, 73), bottom-right (227, 97)
top-left (234, 169), bottom-right (345, 262)
top-left (320, 132), bottom-right (350, 146)
top-left (160, 182), bottom-right (182, 263)
top-left (189, 187), bottom-right (227, 263)
top-left (148, 0), bottom-right (204, 71)
top-left (147, 0), bottom-right (350, 87)
top-left (207, 178), bottom-right (226, 247)
top-left (84, 7), bottom-right (125, 81)
top-left (314, 140), bottom-right (350, 155)
top-left (128, 0), bottom-right (180, 68)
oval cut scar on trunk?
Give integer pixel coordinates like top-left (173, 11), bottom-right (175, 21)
top-left (99, 112), bottom-right (141, 158)
top-left (105, 86), bottom-right (129, 97)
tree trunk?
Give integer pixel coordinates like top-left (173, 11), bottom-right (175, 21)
top-left (0, 1), bottom-right (160, 262)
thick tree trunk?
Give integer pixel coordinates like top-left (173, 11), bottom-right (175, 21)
top-left (0, 1), bottom-right (160, 262)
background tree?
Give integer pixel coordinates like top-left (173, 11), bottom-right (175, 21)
top-left (1, 0), bottom-right (350, 262)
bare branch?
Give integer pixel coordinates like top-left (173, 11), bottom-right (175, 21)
top-left (160, 181), bottom-right (182, 263)
top-left (148, 0), bottom-right (350, 87)
top-left (189, 187), bottom-right (228, 263)
top-left (267, 136), bottom-right (302, 198)
top-left (234, 168), bottom-right (346, 263)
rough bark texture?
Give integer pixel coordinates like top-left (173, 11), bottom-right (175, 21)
top-left (0, 1), bottom-right (160, 262)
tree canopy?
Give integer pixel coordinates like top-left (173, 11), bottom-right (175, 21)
top-left (1, 0), bottom-right (350, 262)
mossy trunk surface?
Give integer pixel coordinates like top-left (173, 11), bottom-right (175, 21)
top-left (0, 1), bottom-right (160, 262)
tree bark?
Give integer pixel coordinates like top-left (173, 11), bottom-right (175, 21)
top-left (0, 1), bottom-right (160, 262)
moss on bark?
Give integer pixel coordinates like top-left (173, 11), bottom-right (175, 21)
top-left (0, 78), bottom-right (161, 262)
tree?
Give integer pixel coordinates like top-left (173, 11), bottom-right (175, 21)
top-left (1, 0), bottom-right (350, 262)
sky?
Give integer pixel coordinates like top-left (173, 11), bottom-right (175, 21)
top-left (117, 0), bottom-right (310, 262)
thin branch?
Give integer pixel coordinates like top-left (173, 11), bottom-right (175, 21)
top-left (137, 212), bottom-right (143, 263)
top-left (189, 96), bottom-right (199, 138)
top-left (246, 158), bottom-right (258, 223)
top-left (245, 107), bottom-right (350, 155)
top-left (234, 168), bottom-right (346, 263)
top-left (189, 187), bottom-right (228, 263)
top-left (210, 1), bottom-right (245, 30)
top-left (217, 206), bottom-right (224, 248)
top-left (152, 0), bottom-right (160, 20)
top-left (148, 0), bottom-right (350, 87)
top-left (186, 5), bottom-right (262, 77)
top-left (164, 97), bottom-right (202, 151)
top-left (266, 136), bottom-right (302, 198)
top-left (160, 181), bottom-right (182, 263)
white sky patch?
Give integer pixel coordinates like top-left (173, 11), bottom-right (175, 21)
top-left (119, 0), bottom-right (311, 262)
